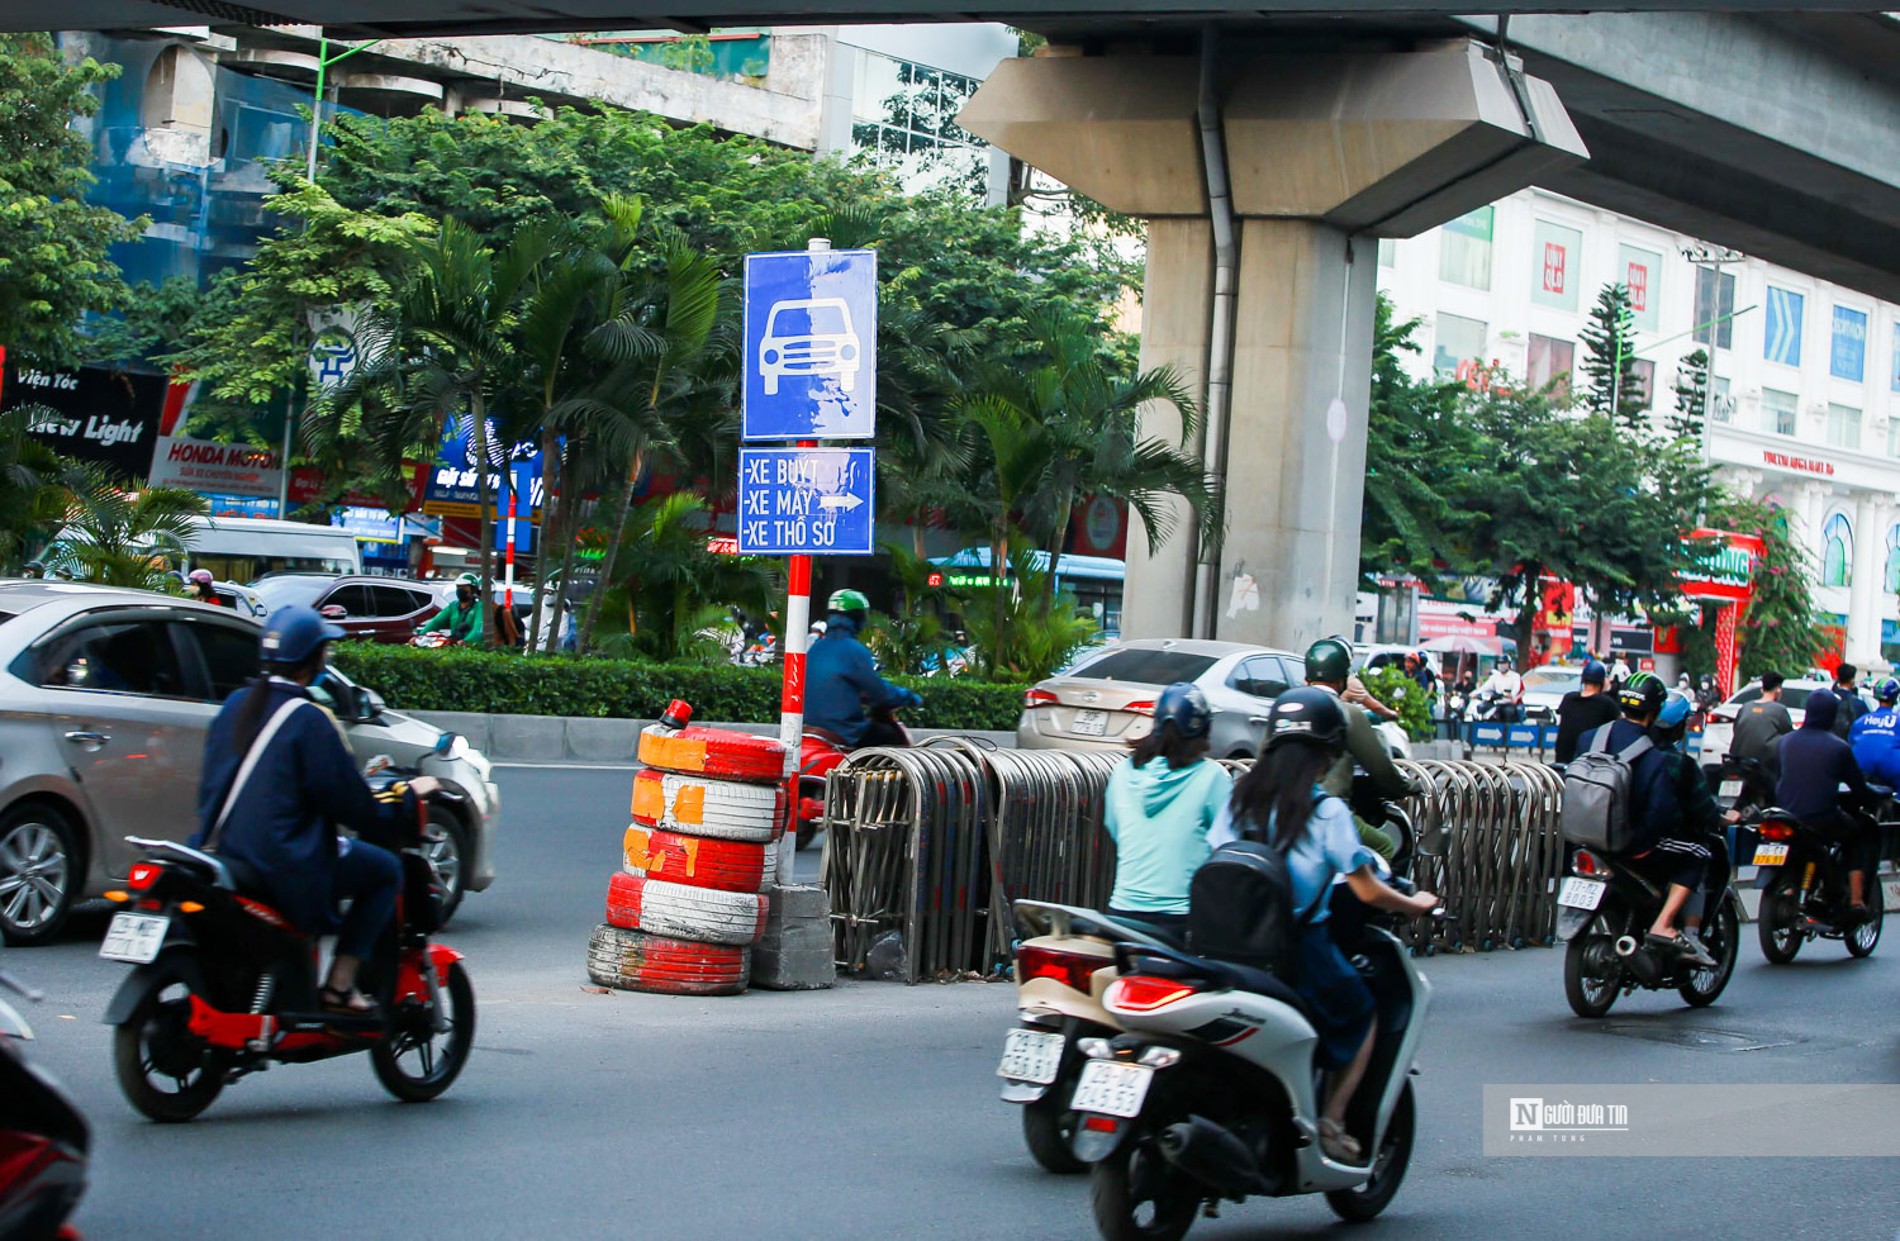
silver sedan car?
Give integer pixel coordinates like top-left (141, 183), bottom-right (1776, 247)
top-left (1017, 638), bottom-right (1308, 759)
top-left (0, 582), bottom-right (500, 944)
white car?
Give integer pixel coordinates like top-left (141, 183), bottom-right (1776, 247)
top-left (759, 297), bottom-right (861, 395)
top-left (1520, 665), bottom-right (1585, 725)
top-left (1699, 677), bottom-right (1832, 768)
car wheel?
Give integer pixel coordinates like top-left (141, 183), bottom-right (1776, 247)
top-left (0, 804), bottom-right (82, 946)
top-left (421, 807), bottom-right (470, 925)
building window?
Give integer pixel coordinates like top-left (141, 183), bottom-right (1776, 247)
top-left (1710, 374), bottom-right (1734, 423)
top-left (1826, 403), bottom-right (1861, 451)
top-left (1830, 305), bottom-right (1868, 383)
top-left (1377, 238), bottom-right (1396, 269)
top-left (1761, 388), bottom-right (1798, 436)
top-left (1694, 266), bottom-right (1737, 351)
top-left (1887, 526), bottom-right (1900, 594)
top-left (1619, 244), bottom-right (1661, 332)
top-left (1433, 313), bottom-right (1487, 378)
top-left (1531, 220), bottom-right (1583, 311)
top-left (1439, 206), bottom-right (1492, 290)
top-left (1630, 359), bottom-right (1655, 410)
top-left (1823, 513), bottom-right (1852, 588)
top-left (1527, 334), bottom-right (1574, 394)
top-left (1765, 286), bottom-right (1804, 367)
top-left (850, 52), bottom-right (989, 197)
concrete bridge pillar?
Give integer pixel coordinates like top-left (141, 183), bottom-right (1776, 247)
top-left (962, 38), bottom-right (1586, 649)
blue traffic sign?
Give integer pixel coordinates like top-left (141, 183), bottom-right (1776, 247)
top-left (736, 447), bottom-right (876, 556)
top-left (742, 249), bottom-right (877, 441)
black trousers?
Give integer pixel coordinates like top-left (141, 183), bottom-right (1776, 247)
top-left (857, 716), bottom-right (910, 750)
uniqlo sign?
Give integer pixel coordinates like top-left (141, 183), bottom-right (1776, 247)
top-left (1542, 243), bottom-right (1568, 294)
top-left (1627, 263), bottom-right (1649, 311)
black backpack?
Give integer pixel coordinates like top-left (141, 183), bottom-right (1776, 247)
top-left (1186, 839), bottom-right (1316, 981)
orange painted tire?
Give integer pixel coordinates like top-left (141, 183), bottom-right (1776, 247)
top-left (631, 769), bottom-right (784, 843)
top-left (623, 826), bottom-right (767, 894)
top-left (586, 923), bottom-right (750, 996)
top-left (605, 872), bottom-right (769, 947)
top-left (638, 724), bottom-right (786, 783)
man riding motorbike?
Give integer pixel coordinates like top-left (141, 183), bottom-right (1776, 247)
top-left (418, 572), bottom-right (485, 646)
top-left (1777, 688), bottom-right (1881, 923)
top-left (1650, 689), bottom-right (1734, 947)
top-left (191, 606), bottom-right (439, 1014)
top-left (804, 589), bottom-right (921, 749)
top-left (1731, 670), bottom-right (1795, 777)
top-left (1553, 660), bottom-right (1620, 765)
top-left (1849, 676), bottom-right (1900, 788)
top-left (1303, 636), bottom-right (1417, 859)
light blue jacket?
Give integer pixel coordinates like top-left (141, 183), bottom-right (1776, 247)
top-left (1103, 757), bottom-right (1234, 915)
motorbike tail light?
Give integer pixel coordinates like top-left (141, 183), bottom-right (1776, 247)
top-left (127, 862), bottom-right (162, 892)
top-left (1123, 701), bottom-right (1156, 716)
top-left (1022, 688), bottom-right (1058, 708)
top-left (1709, 710), bottom-right (1735, 725)
top-left (1759, 821), bottom-right (1795, 842)
top-left (1017, 944), bottom-right (1103, 994)
top-left (1105, 974), bottom-right (1197, 1012)
top-left (1572, 849), bottom-right (1603, 877)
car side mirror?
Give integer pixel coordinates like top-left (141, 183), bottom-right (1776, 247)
top-left (320, 604), bottom-right (348, 620)
top-left (362, 689), bottom-right (386, 721)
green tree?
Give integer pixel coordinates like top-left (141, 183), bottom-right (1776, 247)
top-left (49, 468), bottom-right (205, 589)
top-left (0, 33), bottom-right (144, 366)
top-left (0, 406), bottom-right (80, 570)
top-left (1669, 347), bottom-right (1712, 443)
top-left (591, 492), bottom-right (775, 662)
top-left (1579, 283), bottom-right (1645, 432)
top-left (1680, 495), bottom-right (1828, 682)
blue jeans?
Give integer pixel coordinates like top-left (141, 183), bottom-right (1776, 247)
top-left (333, 839), bottom-right (401, 960)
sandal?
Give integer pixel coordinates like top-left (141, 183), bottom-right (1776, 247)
top-left (1317, 1118), bottom-right (1363, 1164)
top-left (320, 985), bottom-right (378, 1016)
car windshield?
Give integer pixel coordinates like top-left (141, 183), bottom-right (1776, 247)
top-left (1729, 685), bottom-right (1817, 711)
top-left (1523, 667), bottom-right (1576, 686)
top-left (250, 576), bottom-right (329, 612)
top-left (1065, 648), bottom-right (1218, 685)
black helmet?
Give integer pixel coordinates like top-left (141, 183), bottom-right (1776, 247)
top-left (1152, 681), bottom-right (1212, 739)
top-left (1263, 686), bottom-right (1347, 752)
top-left (1304, 636), bottom-right (1354, 686)
top-left (1615, 670), bottom-right (1667, 720)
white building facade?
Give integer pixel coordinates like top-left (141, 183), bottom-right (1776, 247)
top-left (1377, 188), bottom-right (1900, 670)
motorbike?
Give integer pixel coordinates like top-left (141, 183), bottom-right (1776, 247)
top-left (0, 958), bottom-right (87, 1240)
top-left (1063, 879), bottom-right (1435, 1241)
top-left (1710, 755), bottom-right (1776, 816)
top-left (409, 631), bottom-right (457, 650)
top-left (99, 778), bottom-right (475, 1122)
top-left (1555, 844), bottom-right (1742, 1017)
top-left (795, 707), bottom-right (910, 851)
top-left (1752, 801), bottom-right (1886, 963)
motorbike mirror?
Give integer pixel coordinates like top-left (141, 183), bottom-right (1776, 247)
top-left (361, 689), bottom-right (386, 721)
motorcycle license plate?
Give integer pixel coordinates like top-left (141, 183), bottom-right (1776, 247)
top-left (997, 1028), bottom-right (1066, 1085)
top-left (1071, 1060), bottom-right (1153, 1119)
top-left (99, 913), bottom-right (168, 963)
top-left (1557, 878), bottom-right (1606, 911)
top-left (1072, 710), bottom-right (1109, 738)
top-left (1753, 843), bottom-right (1790, 866)
top-left (1719, 780), bottom-right (1743, 800)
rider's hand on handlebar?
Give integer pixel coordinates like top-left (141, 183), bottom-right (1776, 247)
top-left (1407, 890), bottom-right (1440, 917)
top-left (407, 776), bottom-right (442, 800)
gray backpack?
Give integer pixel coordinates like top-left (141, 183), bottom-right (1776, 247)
top-left (1561, 729), bottom-right (1652, 851)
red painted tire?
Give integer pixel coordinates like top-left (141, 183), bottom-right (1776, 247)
top-left (623, 826), bottom-right (767, 894)
top-left (605, 872), bottom-right (768, 946)
top-left (638, 724), bottom-right (786, 783)
top-left (586, 923), bottom-right (750, 996)
top-left (631, 769), bottom-right (785, 843)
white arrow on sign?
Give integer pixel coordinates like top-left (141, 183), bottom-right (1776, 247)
top-left (818, 493), bottom-right (864, 512)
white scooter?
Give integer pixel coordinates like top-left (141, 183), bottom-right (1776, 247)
top-left (1062, 877), bottom-right (1435, 1241)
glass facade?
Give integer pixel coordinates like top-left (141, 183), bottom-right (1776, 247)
top-left (1433, 313), bottom-right (1487, 377)
top-left (1619, 244), bottom-right (1661, 331)
top-left (1823, 512), bottom-right (1852, 588)
top-left (1693, 266), bottom-right (1737, 350)
top-left (1526, 334), bottom-right (1574, 394)
top-left (1531, 220), bottom-right (1582, 311)
top-left (851, 52), bottom-right (988, 196)
top-left (1830, 305), bottom-right (1868, 382)
top-left (1826, 402), bottom-right (1861, 451)
top-left (1438, 207), bottom-right (1493, 290)
top-left (1761, 388), bottom-right (1798, 436)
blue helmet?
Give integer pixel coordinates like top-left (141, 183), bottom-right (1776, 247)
top-left (1878, 677), bottom-right (1900, 704)
top-left (259, 604), bottom-right (344, 667)
top-left (1153, 681), bottom-right (1212, 739)
top-left (1651, 689), bottom-right (1694, 748)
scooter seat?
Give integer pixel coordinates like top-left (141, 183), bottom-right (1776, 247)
top-left (1116, 942), bottom-right (1314, 1023)
top-left (1103, 914), bottom-right (1189, 950)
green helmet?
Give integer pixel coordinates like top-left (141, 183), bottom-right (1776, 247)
top-left (828, 588), bottom-right (869, 614)
top-left (1616, 671), bottom-right (1667, 719)
top-left (456, 572), bottom-right (480, 587)
top-left (1305, 636), bottom-right (1354, 685)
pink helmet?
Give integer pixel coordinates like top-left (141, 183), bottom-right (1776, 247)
top-left (188, 569), bottom-right (214, 585)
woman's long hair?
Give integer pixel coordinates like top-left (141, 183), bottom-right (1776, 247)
top-left (1228, 738), bottom-right (1338, 849)
top-left (1129, 720), bottom-right (1209, 770)
top-left (231, 649), bottom-right (326, 751)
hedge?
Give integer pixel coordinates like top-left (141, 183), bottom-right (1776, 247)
top-left (329, 643), bottom-right (1029, 732)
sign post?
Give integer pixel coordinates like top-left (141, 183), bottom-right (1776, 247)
top-left (1680, 528), bottom-right (1767, 699)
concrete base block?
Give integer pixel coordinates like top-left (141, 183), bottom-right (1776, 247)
top-left (416, 711), bottom-right (493, 755)
top-left (753, 882), bottom-right (834, 990)
top-left (566, 717), bottom-right (640, 763)
top-left (488, 713), bottom-right (567, 764)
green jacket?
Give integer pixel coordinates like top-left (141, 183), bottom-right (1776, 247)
top-left (421, 597), bottom-right (484, 644)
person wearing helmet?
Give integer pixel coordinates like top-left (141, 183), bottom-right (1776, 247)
top-left (191, 606), bottom-right (439, 1014)
top-left (1577, 672), bottom-right (1719, 965)
top-left (1849, 676), bottom-right (1900, 788)
top-left (187, 567), bottom-right (225, 607)
top-left (1479, 656), bottom-right (1525, 724)
top-left (1209, 687), bottom-right (1438, 1164)
top-left (21, 560), bottom-right (43, 580)
top-left (1101, 682), bottom-right (1234, 934)
top-left (1553, 660), bottom-right (1620, 765)
top-left (804, 588), bottom-right (921, 749)
top-left (418, 572), bottom-right (485, 645)
top-left (1301, 636), bottom-right (1414, 859)
top-left (1780, 688), bottom-right (1881, 922)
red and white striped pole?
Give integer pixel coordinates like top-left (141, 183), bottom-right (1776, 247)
top-left (503, 468), bottom-right (519, 615)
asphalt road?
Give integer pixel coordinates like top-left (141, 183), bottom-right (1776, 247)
top-left (13, 765), bottom-right (1900, 1241)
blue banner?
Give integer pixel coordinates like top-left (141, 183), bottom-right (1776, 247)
top-left (422, 413), bottom-right (542, 518)
top-left (1831, 305), bottom-right (1867, 382)
top-left (742, 249), bottom-right (878, 441)
top-left (1764, 286), bottom-right (1804, 368)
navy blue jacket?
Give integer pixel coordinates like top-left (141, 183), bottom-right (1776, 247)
top-left (1776, 689), bottom-right (1872, 821)
top-left (803, 613), bottom-right (922, 747)
top-left (1576, 717), bottom-right (1682, 850)
top-left (192, 679), bottom-right (414, 935)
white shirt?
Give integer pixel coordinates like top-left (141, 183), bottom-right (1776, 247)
top-left (1481, 669), bottom-right (1523, 701)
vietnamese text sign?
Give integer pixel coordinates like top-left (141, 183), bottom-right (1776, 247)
top-left (1830, 304), bottom-right (1867, 382)
top-left (149, 435), bottom-right (283, 499)
top-left (736, 447), bottom-right (875, 556)
top-left (742, 249), bottom-right (877, 441)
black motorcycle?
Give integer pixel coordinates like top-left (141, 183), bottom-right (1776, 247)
top-left (1556, 845), bottom-right (1742, 1018)
top-left (1753, 806), bottom-right (1885, 963)
top-left (1709, 755), bottom-right (1776, 816)
top-left (0, 955), bottom-right (87, 1240)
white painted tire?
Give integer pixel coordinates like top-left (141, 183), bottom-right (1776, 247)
top-left (609, 873), bottom-right (769, 947)
top-left (631, 769), bottom-right (783, 843)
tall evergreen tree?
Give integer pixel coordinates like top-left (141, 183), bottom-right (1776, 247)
top-left (1579, 284), bottom-right (1645, 432)
top-left (1669, 347), bottom-right (1712, 442)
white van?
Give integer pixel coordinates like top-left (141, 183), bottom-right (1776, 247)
top-left (180, 515), bottom-right (363, 583)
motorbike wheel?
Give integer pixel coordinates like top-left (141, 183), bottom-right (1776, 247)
top-left (1022, 1088), bottom-right (1086, 1175)
top-left (1678, 898), bottom-right (1740, 1007)
top-left (112, 964), bottom-right (226, 1123)
top-left (1846, 880), bottom-right (1884, 959)
top-left (421, 808), bottom-right (469, 925)
top-left (1325, 1080), bottom-right (1416, 1223)
top-left (1089, 1136), bottom-right (1200, 1241)
top-left (372, 960), bottom-right (475, 1102)
top-left (1563, 935), bottom-right (1619, 1019)
top-left (1757, 880), bottom-right (1804, 964)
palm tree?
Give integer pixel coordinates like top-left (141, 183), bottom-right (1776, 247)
top-left (591, 491), bottom-right (775, 662)
top-left (51, 468), bottom-right (205, 589)
top-left (0, 407), bottom-right (81, 571)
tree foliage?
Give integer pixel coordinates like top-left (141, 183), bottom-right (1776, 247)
top-left (1679, 495), bottom-right (1829, 682)
top-left (1579, 283), bottom-right (1645, 432)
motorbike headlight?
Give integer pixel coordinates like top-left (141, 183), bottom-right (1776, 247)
top-left (435, 733), bottom-right (470, 761)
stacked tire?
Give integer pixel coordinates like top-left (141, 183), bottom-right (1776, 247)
top-left (587, 703), bottom-right (786, 997)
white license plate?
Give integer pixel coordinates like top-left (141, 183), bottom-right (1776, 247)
top-left (1072, 710), bottom-right (1109, 738)
top-left (1719, 779), bottom-right (1743, 799)
top-left (99, 912), bottom-right (169, 964)
top-left (1753, 843), bottom-right (1790, 866)
top-left (1070, 1059), bottom-right (1154, 1119)
top-left (1557, 878), bottom-right (1606, 911)
top-left (997, 1028), bottom-right (1066, 1085)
